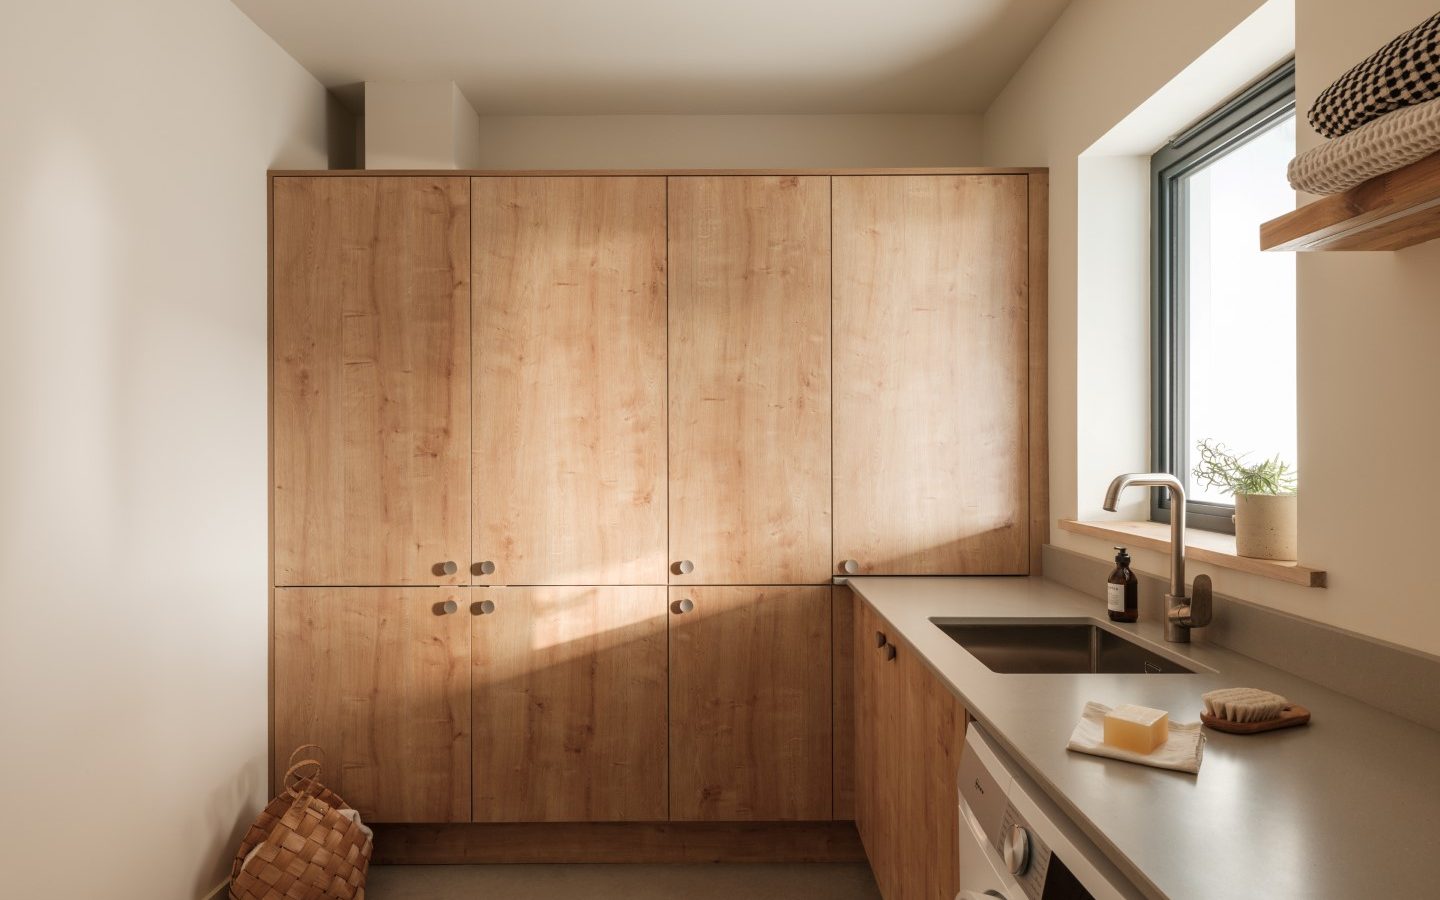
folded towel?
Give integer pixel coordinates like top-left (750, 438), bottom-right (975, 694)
top-left (1289, 94), bottom-right (1440, 193)
top-left (1309, 12), bottom-right (1440, 139)
top-left (1066, 701), bottom-right (1205, 774)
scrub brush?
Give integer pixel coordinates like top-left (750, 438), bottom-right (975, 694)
top-left (1200, 687), bottom-right (1310, 734)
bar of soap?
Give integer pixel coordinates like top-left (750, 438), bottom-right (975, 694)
top-left (1103, 704), bottom-right (1170, 754)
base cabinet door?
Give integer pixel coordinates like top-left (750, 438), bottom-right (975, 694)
top-left (855, 598), bottom-right (967, 900)
top-left (471, 586), bottom-right (669, 822)
top-left (669, 586), bottom-right (832, 820)
top-left (273, 588), bottom-right (471, 823)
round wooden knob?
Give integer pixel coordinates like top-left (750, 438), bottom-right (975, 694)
top-left (671, 598), bottom-right (695, 615)
top-left (472, 599), bottom-right (496, 616)
top-left (672, 560), bottom-right (694, 576)
top-left (840, 559), bottom-right (860, 575)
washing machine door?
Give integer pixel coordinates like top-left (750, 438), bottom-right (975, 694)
top-left (959, 796), bottom-right (1018, 900)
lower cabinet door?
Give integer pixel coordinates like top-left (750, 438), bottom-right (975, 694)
top-left (273, 588), bottom-right (471, 823)
top-left (472, 586), bottom-right (668, 822)
top-left (668, 586), bottom-right (832, 821)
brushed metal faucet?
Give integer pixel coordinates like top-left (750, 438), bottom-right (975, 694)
top-left (1102, 473), bottom-right (1212, 643)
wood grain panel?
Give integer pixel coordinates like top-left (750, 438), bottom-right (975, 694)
top-left (273, 588), bottom-right (471, 823)
top-left (472, 177), bottom-right (667, 585)
top-left (273, 176), bottom-right (470, 586)
top-left (472, 586), bottom-right (668, 821)
top-left (1260, 150), bottom-right (1440, 251)
top-left (370, 821), bottom-right (866, 864)
top-left (833, 175), bottom-right (1030, 575)
top-left (667, 176), bottom-right (832, 585)
top-left (896, 632), bottom-right (967, 900)
top-left (832, 585), bottom-right (856, 820)
top-left (1028, 173), bottom-right (1050, 575)
top-left (669, 586), bottom-right (832, 821)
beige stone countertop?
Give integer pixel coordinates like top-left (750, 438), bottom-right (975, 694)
top-left (846, 575), bottom-right (1440, 900)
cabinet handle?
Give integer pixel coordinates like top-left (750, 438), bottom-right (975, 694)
top-left (884, 643), bottom-right (897, 662)
top-left (474, 560), bottom-right (496, 576)
top-left (874, 630), bottom-right (887, 649)
top-left (672, 560), bottom-right (694, 576)
top-left (671, 597), bottom-right (695, 615)
top-left (471, 598), bottom-right (496, 616)
top-left (839, 559), bottom-right (860, 576)
top-left (435, 599), bottom-right (459, 615)
top-left (439, 560), bottom-right (458, 576)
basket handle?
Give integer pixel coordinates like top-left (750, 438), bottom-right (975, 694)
top-left (283, 758), bottom-right (324, 796)
top-left (287, 743), bottom-right (326, 770)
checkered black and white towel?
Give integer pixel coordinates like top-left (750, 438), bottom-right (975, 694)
top-left (1309, 12), bottom-right (1440, 139)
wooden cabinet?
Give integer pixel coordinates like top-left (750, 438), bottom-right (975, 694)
top-left (272, 176), bottom-right (471, 586)
top-left (269, 169), bottom-right (1045, 838)
top-left (669, 586), bottom-right (832, 820)
top-left (472, 586), bottom-right (668, 822)
top-left (833, 174), bottom-right (1031, 576)
top-left (273, 588), bottom-right (471, 823)
top-left (472, 177), bottom-right (668, 586)
top-left (667, 176), bottom-right (832, 585)
top-left (854, 596), bottom-right (968, 900)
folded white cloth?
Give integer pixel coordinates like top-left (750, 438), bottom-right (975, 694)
top-left (1289, 94), bottom-right (1440, 194)
top-left (1066, 701), bottom-right (1205, 774)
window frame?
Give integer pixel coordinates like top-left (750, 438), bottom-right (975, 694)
top-left (1150, 59), bottom-right (1296, 533)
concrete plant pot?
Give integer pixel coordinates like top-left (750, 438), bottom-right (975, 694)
top-left (1233, 493), bottom-right (1298, 561)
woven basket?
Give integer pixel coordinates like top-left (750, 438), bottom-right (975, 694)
top-left (229, 745), bottom-right (372, 900)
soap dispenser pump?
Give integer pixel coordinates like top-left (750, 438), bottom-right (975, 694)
top-left (1107, 546), bottom-right (1138, 623)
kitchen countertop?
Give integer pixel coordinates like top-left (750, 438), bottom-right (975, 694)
top-left (847, 575), bottom-right (1440, 900)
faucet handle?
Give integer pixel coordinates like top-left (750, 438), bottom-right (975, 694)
top-left (1189, 574), bottom-right (1213, 629)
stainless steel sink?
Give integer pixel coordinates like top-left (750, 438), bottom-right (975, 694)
top-left (931, 620), bottom-right (1198, 674)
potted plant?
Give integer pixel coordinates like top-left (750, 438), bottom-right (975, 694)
top-left (1192, 439), bottom-right (1298, 561)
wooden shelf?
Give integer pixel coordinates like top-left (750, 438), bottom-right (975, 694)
top-left (1261, 150), bottom-right (1440, 251)
top-left (1058, 519), bottom-right (1326, 588)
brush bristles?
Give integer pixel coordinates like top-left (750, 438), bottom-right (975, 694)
top-left (1202, 687), bottom-right (1289, 723)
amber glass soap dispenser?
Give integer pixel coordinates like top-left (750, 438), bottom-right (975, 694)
top-left (1107, 546), bottom-right (1138, 623)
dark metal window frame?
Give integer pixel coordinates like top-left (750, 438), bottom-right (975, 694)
top-left (1150, 59), bottom-right (1296, 533)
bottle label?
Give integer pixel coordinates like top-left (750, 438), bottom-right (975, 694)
top-left (1107, 583), bottom-right (1125, 612)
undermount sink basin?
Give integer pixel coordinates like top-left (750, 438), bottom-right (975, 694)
top-left (931, 620), bottom-right (1198, 675)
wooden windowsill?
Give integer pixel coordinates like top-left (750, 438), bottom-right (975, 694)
top-left (1058, 519), bottom-right (1326, 588)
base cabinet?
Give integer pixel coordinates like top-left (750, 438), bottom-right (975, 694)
top-left (669, 586), bottom-right (832, 821)
top-left (855, 598), bottom-right (967, 899)
top-left (472, 586), bottom-right (669, 822)
top-left (273, 588), bottom-right (471, 823)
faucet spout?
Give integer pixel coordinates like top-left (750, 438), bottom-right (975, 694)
top-left (1101, 473), bottom-right (1209, 642)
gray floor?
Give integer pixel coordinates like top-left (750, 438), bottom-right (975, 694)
top-left (366, 863), bottom-right (881, 899)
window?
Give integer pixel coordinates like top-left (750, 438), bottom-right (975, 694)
top-left (1151, 60), bottom-right (1296, 532)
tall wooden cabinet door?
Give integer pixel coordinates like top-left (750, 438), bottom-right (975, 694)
top-left (668, 176), bottom-right (832, 585)
top-left (273, 588), bottom-right (471, 823)
top-left (896, 634), bottom-right (967, 900)
top-left (472, 177), bottom-right (667, 586)
top-left (669, 586), bottom-right (831, 820)
top-left (273, 177), bottom-right (470, 587)
top-left (833, 175), bottom-right (1030, 576)
top-left (471, 586), bottom-right (669, 822)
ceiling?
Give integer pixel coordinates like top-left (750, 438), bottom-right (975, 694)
top-left (232, 0), bottom-right (1071, 115)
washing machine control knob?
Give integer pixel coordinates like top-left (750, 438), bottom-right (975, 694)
top-left (1003, 824), bottom-right (1030, 875)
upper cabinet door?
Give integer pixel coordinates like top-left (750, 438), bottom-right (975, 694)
top-left (472, 177), bottom-right (667, 586)
top-left (833, 175), bottom-right (1029, 576)
top-left (273, 177), bottom-right (471, 586)
top-left (668, 176), bottom-right (832, 585)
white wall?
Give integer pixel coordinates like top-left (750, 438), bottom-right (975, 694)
top-left (364, 81), bottom-right (484, 168)
top-left (985, 0), bottom-right (1440, 656)
top-left (0, 1), bottom-right (332, 897)
top-left (470, 114), bottom-right (983, 168)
